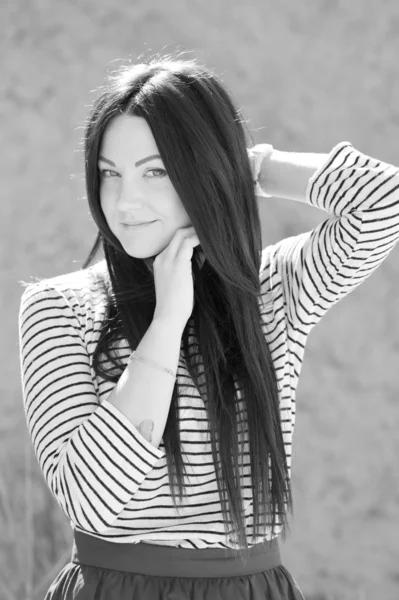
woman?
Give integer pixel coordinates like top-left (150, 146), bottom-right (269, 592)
top-left (18, 55), bottom-right (399, 599)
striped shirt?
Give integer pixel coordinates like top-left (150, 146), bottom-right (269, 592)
top-left (18, 141), bottom-right (399, 549)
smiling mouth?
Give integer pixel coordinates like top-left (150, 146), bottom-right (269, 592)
top-left (121, 221), bottom-right (157, 230)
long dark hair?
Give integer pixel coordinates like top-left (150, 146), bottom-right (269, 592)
top-left (82, 53), bottom-right (292, 561)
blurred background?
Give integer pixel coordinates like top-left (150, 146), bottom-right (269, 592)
top-left (2, 0), bottom-right (399, 598)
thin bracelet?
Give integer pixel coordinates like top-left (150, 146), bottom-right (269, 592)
top-left (247, 144), bottom-right (274, 198)
top-left (127, 351), bottom-right (176, 378)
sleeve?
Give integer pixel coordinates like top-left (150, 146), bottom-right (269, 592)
top-left (258, 141), bottom-right (399, 334)
top-left (18, 282), bottom-right (165, 534)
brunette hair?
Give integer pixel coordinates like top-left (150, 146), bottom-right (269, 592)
top-left (82, 53), bottom-right (292, 561)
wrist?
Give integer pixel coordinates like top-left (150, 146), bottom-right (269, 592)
top-left (152, 314), bottom-right (186, 334)
top-left (247, 144), bottom-right (274, 198)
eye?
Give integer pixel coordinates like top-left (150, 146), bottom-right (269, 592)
top-left (98, 169), bottom-right (118, 179)
top-left (98, 168), bottom-right (167, 179)
top-left (146, 168), bottom-right (167, 178)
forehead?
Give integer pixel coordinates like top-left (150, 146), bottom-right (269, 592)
top-left (100, 114), bottom-right (157, 153)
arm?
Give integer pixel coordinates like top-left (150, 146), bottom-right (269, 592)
top-left (252, 141), bottom-right (399, 333)
top-left (107, 316), bottom-right (183, 451)
top-left (257, 148), bottom-right (330, 203)
top-left (18, 283), bottom-right (177, 534)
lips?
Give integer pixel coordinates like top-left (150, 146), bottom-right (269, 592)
top-left (120, 220), bottom-right (157, 231)
top-left (121, 221), bottom-right (153, 225)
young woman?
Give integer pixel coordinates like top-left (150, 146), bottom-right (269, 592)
top-left (18, 55), bottom-right (399, 599)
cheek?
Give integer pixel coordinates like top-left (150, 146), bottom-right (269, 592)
top-left (99, 184), bottom-right (114, 207)
top-left (99, 194), bottom-right (106, 215)
top-left (99, 194), bottom-right (113, 226)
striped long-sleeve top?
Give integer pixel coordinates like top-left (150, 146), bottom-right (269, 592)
top-left (18, 141), bottom-right (399, 549)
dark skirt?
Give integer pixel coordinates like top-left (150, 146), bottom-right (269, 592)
top-left (44, 529), bottom-right (306, 599)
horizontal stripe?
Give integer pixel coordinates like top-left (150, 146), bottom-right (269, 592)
top-left (18, 141), bottom-right (399, 549)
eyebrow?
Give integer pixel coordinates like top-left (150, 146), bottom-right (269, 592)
top-left (98, 154), bottom-right (162, 167)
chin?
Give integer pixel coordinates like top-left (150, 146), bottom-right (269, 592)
top-left (122, 246), bottom-right (157, 259)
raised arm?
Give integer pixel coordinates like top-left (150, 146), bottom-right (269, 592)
top-left (252, 141), bottom-right (399, 334)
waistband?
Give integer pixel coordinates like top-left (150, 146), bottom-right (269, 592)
top-left (71, 530), bottom-right (282, 578)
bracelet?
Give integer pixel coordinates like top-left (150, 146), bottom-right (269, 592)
top-left (247, 144), bottom-right (274, 198)
top-left (127, 351), bottom-right (176, 378)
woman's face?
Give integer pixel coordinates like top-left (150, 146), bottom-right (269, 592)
top-left (98, 114), bottom-right (192, 267)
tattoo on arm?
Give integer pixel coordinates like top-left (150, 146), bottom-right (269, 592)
top-left (138, 419), bottom-right (154, 443)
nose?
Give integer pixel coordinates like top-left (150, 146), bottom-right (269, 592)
top-left (116, 177), bottom-right (145, 212)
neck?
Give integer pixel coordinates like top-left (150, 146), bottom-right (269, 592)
top-left (144, 249), bottom-right (205, 274)
top-left (144, 257), bottom-right (155, 273)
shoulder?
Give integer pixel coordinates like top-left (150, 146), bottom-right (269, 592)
top-left (18, 259), bottom-right (110, 326)
top-left (259, 244), bottom-right (279, 289)
top-left (259, 242), bottom-right (291, 304)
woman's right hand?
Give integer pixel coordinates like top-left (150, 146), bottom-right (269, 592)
top-left (153, 225), bottom-right (201, 329)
